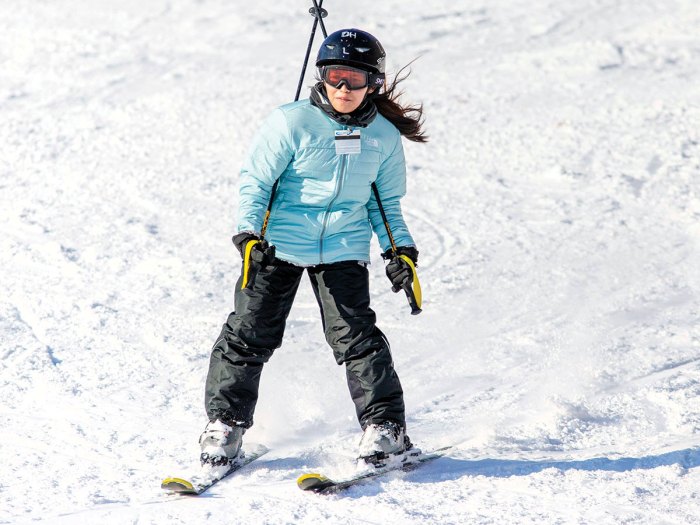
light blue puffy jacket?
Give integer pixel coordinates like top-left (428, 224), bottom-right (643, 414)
top-left (237, 99), bottom-right (415, 266)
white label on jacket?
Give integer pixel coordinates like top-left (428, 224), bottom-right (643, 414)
top-left (335, 129), bottom-right (361, 155)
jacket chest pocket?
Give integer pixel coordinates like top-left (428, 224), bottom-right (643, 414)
top-left (348, 150), bottom-right (381, 182)
top-left (291, 147), bottom-right (339, 181)
top-left (340, 150), bottom-right (381, 202)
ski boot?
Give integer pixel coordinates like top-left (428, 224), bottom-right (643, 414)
top-left (199, 419), bottom-right (244, 476)
top-left (357, 421), bottom-right (414, 466)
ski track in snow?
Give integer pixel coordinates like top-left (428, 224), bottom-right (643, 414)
top-left (1, 0), bottom-right (700, 523)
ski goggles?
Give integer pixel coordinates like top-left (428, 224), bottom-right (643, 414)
top-left (321, 65), bottom-right (384, 90)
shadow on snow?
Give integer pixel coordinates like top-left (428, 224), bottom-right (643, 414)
top-left (412, 446), bottom-right (700, 483)
top-left (328, 447), bottom-right (700, 498)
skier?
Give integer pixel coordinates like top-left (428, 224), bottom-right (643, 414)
top-left (199, 28), bottom-right (427, 471)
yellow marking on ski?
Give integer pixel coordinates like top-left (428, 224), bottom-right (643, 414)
top-left (161, 477), bottom-right (195, 490)
top-left (296, 473), bottom-right (329, 485)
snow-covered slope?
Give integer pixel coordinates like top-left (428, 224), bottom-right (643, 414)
top-left (1, 1), bottom-right (699, 523)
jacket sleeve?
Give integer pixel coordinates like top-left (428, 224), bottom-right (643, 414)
top-left (237, 108), bottom-right (293, 234)
top-left (366, 132), bottom-right (415, 252)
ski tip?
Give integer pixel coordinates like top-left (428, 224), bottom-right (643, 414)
top-left (161, 477), bottom-right (197, 494)
top-left (296, 473), bottom-right (332, 492)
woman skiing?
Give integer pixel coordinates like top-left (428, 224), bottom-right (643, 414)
top-left (199, 28), bottom-right (427, 471)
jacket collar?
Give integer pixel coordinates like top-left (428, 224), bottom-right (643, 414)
top-left (309, 82), bottom-right (378, 128)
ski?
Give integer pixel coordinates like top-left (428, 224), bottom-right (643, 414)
top-left (296, 445), bottom-right (452, 494)
top-left (161, 445), bottom-right (269, 496)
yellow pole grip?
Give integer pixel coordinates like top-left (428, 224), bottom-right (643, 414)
top-left (399, 254), bottom-right (422, 313)
top-left (241, 240), bottom-right (261, 289)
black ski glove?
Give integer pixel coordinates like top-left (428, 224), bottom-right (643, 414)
top-left (382, 246), bottom-right (419, 293)
top-left (232, 232), bottom-right (275, 266)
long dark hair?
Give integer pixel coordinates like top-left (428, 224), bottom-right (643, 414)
top-left (372, 64), bottom-right (427, 143)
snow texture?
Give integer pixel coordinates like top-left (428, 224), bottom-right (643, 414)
top-left (1, 0), bottom-right (699, 523)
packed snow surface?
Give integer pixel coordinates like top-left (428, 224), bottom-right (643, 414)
top-left (1, 0), bottom-right (699, 523)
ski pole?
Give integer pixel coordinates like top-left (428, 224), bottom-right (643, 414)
top-left (242, 2), bottom-right (329, 289)
top-left (295, 0), bottom-right (328, 101)
top-left (371, 183), bottom-right (423, 315)
top-left (261, 0), bottom-right (328, 240)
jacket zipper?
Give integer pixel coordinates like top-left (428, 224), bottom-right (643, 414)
top-left (319, 131), bottom-right (350, 264)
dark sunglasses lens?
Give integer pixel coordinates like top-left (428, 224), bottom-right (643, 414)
top-left (324, 67), bottom-right (368, 89)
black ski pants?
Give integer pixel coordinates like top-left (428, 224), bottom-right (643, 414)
top-left (204, 259), bottom-right (405, 430)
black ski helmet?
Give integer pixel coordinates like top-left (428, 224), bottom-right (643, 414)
top-left (316, 28), bottom-right (386, 77)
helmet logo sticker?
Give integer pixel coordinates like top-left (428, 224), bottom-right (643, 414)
top-left (316, 29), bottom-right (386, 74)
